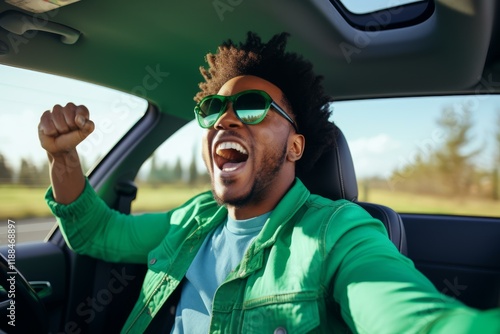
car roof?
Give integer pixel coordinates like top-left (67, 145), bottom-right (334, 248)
top-left (0, 0), bottom-right (499, 121)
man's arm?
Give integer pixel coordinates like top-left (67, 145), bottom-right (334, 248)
top-left (38, 103), bottom-right (94, 204)
top-left (327, 204), bottom-right (500, 334)
top-left (39, 103), bottom-right (171, 263)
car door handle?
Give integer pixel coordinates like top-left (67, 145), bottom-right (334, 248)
top-left (29, 281), bottom-right (53, 299)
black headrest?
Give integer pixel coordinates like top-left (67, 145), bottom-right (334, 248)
top-left (300, 128), bottom-right (359, 201)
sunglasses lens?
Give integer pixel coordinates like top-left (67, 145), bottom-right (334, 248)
top-left (197, 97), bottom-right (224, 127)
top-left (234, 92), bottom-right (269, 124)
top-left (195, 91), bottom-right (272, 128)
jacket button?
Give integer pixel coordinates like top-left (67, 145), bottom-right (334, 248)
top-left (274, 327), bottom-right (287, 334)
top-left (149, 258), bottom-right (157, 265)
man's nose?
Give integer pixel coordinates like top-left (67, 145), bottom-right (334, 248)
top-left (213, 103), bottom-right (243, 129)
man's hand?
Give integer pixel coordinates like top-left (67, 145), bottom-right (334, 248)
top-left (38, 103), bottom-right (95, 156)
top-left (39, 103), bottom-right (94, 204)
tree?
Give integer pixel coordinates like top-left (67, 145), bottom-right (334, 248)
top-left (147, 154), bottom-right (160, 184)
top-left (389, 151), bottom-right (441, 195)
top-left (0, 154), bottom-right (13, 184)
top-left (18, 158), bottom-right (38, 186)
top-left (433, 106), bottom-right (480, 196)
top-left (188, 150), bottom-right (198, 185)
top-left (172, 158), bottom-right (183, 182)
top-left (37, 160), bottom-right (51, 187)
top-left (496, 111), bottom-right (500, 163)
top-left (493, 111), bottom-right (500, 200)
top-left (146, 154), bottom-right (176, 185)
top-left (389, 105), bottom-right (480, 197)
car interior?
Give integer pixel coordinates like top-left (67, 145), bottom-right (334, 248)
top-left (301, 127), bottom-right (408, 254)
top-left (0, 0), bottom-right (499, 333)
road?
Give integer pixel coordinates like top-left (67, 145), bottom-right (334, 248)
top-left (0, 217), bottom-right (57, 245)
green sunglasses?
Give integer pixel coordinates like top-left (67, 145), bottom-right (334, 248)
top-left (194, 90), bottom-right (298, 131)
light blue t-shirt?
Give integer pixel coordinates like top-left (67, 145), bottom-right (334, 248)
top-left (171, 211), bottom-right (270, 333)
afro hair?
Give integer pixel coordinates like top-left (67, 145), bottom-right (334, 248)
top-left (195, 31), bottom-right (337, 178)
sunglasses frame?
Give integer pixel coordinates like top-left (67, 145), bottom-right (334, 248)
top-left (194, 89), bottom-right (298, 131)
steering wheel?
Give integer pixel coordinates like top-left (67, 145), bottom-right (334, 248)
top-left (0, 253), bottom-right (48, 334)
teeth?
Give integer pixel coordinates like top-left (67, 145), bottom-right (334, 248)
top-left (217, 141), bottom-right (248, 155)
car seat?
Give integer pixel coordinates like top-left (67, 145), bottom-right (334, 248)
top-left (300, 127), bottom-right (408, 255)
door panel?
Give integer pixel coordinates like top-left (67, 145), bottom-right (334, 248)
top-left (402, 214), bottom-right (500, 310)
top-left (0, 241), bottom-right (66, 332)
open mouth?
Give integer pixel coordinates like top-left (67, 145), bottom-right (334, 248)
top-left (215, 141), bottom-right (249, 171)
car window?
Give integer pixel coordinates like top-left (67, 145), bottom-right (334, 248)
top-left (0, 65), bottom-right (147, 244)
top-left (337, 0), bottom-right (426, 15)
top-left (132, 121), bottom-right (211, 214)
top-left (133, 95), bottom-right (500, 219)
top-left (332, 95), bottom-right (500, 218)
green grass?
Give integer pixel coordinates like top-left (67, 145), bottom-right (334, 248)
top-left (0, 184), bottom-right (210, 220)
top-left (133, 184), bottom-right (500, 217)
top-left (1, 184), bottom-right (499, 220)
top-left (131, 183), bottom-right (211, 213)
top-left (0, 185), bottom-right (52, 220)
top-left (359, 188), bottom-right (500, 217)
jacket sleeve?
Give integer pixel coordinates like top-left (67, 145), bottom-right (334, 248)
top-left (45, 178), bottom-right (172, 264)
top-left (326, 202), bottom-right (500, 334)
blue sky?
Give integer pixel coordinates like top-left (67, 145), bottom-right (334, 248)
top-left (338, 0), bottom-right (425, 14)
top-left (0, 64), bottom-right (147, 171)
top-left (1, 64), bottom-right (498, 180)
top-left (333, 96), bottom-right (498, 178)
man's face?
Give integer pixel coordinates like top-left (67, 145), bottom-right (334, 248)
top-left (201, 75), bottom-right (303, 218)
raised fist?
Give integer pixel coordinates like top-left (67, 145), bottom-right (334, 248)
top-left (38, 103), bottom-right (95, 156)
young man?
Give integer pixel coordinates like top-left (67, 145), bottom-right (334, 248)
top-left (39, 32), bottom-right (500, 333)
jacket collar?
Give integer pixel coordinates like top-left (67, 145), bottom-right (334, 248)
top-left (230, 178), bottom-right (311, 278)
top-left (254, 178), bottom-right (310, 251)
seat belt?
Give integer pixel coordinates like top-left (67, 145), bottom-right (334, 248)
top-left (115, 180), bottom-right (138, 214)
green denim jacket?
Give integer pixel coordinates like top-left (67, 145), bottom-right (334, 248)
top-left (46, 178), bottom-right (500, 334)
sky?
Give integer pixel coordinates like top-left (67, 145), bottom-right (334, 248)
top-left (333, 97), bottom-right (499, 178)
top-left (0, 64), bottom-right (147, 171)
top-left (1, 64), bottom-right (498, 180)
top-left (338, 0), bottom-right (425, 14)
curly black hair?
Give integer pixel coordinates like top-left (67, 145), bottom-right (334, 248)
top-left (195, 31), bottom-right (337, 177)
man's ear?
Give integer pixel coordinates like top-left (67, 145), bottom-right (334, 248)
top-left (287, 133), bottom-right (305, 162)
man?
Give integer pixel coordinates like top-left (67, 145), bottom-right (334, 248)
top-left (39, 32), bottom-right (500, 333)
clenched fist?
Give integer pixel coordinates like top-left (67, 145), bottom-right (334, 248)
top-left (38, 103), bottom-right (95, 156)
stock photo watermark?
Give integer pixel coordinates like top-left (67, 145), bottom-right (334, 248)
top-left (339, 6), bottom-right (405, 64)
top-left (419, 276), bottom-right (468, 323)
top-left (3, 9), bottom-right (62, 54)
top-left (212, 0), bottom-right (243, 21)
top-left (386, 71), bottom-right (500, 191)
top-left (5, 219), bottom-right (17, 327)
top-left (51, 64), bottom-right (170, 183)
top-left (441, 277), bottom-right (467, 298)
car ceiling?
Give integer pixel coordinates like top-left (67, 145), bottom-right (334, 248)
top-left (0, 0), bottom-right (499, 122)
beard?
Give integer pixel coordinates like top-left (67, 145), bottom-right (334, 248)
top-left (211, 143), bottom-right (288, 208)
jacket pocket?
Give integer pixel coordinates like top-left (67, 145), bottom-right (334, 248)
top-left (241, 299), bottom-right (320, 334)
